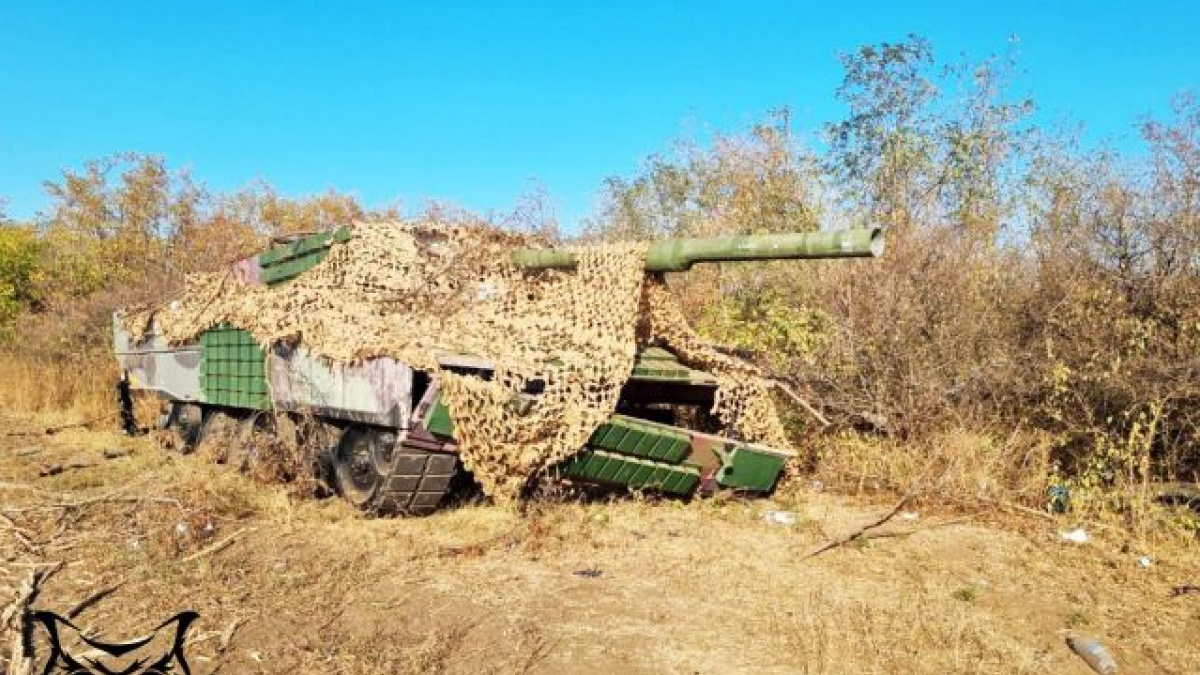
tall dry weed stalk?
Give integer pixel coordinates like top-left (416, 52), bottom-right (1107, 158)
top-left (0, 350), bottom-right (114, 420)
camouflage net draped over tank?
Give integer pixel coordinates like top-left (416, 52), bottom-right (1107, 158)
top-left (135, 220), bottom-right (788, 502)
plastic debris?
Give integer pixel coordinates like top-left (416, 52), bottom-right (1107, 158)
top-left (1138, 555), bottom-right (1154, 568)
top-left (763, 510), bottom-right (797, 526)
top-left (1059, 527), bottom-right (1090, 544)
top-left (1047, 484), bottom-right (1071, 513)
top-left (1066, 634), bottom-right (1118, 674)
top-left (899, 511), bottom-right (920, 521)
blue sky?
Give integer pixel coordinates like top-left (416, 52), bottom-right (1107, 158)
top-left (1, 1), bottom-right (1197, 231)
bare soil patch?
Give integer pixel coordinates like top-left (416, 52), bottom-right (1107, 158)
top-left (2, 412), bottom-right (1196, 674)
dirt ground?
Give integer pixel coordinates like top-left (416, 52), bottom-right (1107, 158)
top-left (1, 411), bottom-right (1197, 674)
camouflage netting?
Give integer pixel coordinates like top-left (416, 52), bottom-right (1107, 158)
top-left (639, 279), bottom-right (789, 450)
top-left (130, 220), bottom-right (789, 502)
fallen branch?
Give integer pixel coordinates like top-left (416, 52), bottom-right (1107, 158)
top-left (1, 562), bottom-right (64, 675)
top-left (769, 380), bottom-right (832, 428)
top-left (854, 515), bottom-right (977, 542)
top-left (4, 419), bottom-right (104, 437)
top-left (182, 527), bottom-right (256, 563)
top-left (66, 581), bottom-right (127, 619)
top-left (38, 461), bottom-right (96, 478)
top-left (3, 495), bottom-right (182, 516)
top-left (1171, 584), bottom-right (1199, 597)
top-left (974, 495), bottom-right (1056, 521)
top-left (0, 512), bottom-right (33, 534)
top-left (218, 617), bottom-right (248, 652)
top-left (0, 513), bottom-right (42, 556)
top-left (60, 494), bottom-right (180, 510)
top-left (803, 489), bottom-right (918, 560)
top-left (0, 482), bottom-right (37, 493)
top-left (2, 483), bottom-right (182, 514)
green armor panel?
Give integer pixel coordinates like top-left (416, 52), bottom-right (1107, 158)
top-left (561, 449), bottom-right (701, 494)
top-left (259, 227), bottom-right (352, 285)
top-left (587, 415), bottom-right (691, 463)
top-left (200, 325), bottom-right (270, 409)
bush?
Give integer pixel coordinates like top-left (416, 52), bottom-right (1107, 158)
top-left (591, 37), bottom-right (1200, 521)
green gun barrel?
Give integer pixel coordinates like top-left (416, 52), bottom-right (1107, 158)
top-left (511, 227), bottom-right (884, 272)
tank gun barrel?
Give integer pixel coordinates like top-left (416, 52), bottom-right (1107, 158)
top-left (511, 227), bottom-right (884, 272)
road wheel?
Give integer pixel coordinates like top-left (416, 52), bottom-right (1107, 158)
top-left (158, 402), bottom-right (206, 453)
top-left (330, 426), bottom-right (459, 516)
top-left (332, 427), bottom-right (394, 508)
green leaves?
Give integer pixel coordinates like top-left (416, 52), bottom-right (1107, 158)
top-left (826, 35), bottom-right (1032, 237)
top-left (589, 109), bottom-right (822, 241)
top-left (0, 224), bottom-right (42, 340)
top-left (697, 289), bottom-right (829, 372)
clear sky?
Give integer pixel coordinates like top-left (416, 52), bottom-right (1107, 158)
top-left (1, 1), bottom-right (1197, 231)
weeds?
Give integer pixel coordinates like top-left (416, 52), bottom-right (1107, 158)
top-left (0, 350), bottom-right (114, 420)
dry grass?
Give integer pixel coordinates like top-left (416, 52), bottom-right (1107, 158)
top-left (0, 351), bottom-right (115, 420)
top-left (2, 411), bottom-right (1198, 674)
top-left (770, 589), bottom-right (1042, 674)
top-left (811, 427), bottom-right (1200, 549)
top-left (811, 428), bottom-right (1055, 506)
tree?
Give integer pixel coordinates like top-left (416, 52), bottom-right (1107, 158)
top-left (40, 153), bottom-right (207, 300)
top-left (826, 35), bottom-right (938, 229)
top-left (827, 35), bottom-right (1032, 237)
top-left (589, 109), bottom-right (823, 241)
top-left (216, 182), bottom-right (365, 238)
top-left (1142, 93), bottom-right (1200, 281)
top-left (0, 222), bottom-right (42, 340)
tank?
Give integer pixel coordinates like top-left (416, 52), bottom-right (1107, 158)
top-left (114, 225), bottom-right (883, 515)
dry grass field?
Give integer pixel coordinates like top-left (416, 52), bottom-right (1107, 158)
top-left (2, 410), bottom-right (1196, 674)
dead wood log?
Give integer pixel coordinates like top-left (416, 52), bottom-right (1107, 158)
top-left (1, 562), bottom-right (63, 675)
top-left (181, 527), bottom-right (257, 563)
top-left (803, 489), bottom-right (918, 560)
top-left (66, 581), bottom-right (126, 620)
top-left (38, 461), bottom-right (96, 478)
top-left (769, 379), bottom-right (832, 428)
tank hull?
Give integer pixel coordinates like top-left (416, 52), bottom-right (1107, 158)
top-left (115, 318), bottom-right (793, 515)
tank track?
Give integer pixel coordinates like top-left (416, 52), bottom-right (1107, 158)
top-left (157, 402), bottom-right (461, 517)
top-left (370, 429), bottom-right (460, 516)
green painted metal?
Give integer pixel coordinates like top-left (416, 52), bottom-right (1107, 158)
top-left (259, 227), bottom-right (352, 285)
top-left (629, 347), bottom-right (691, 381)
top-left (713, 445), bottom-right (790, 492)
top-left (562, 449), bottom-right (701, 494)
top-left (200, 325), bottom-right (270, 409)
top-left (627, 346), bottom-right (717, 385)
top-left (511, 228), bottom-right (884, 272)
top-left (588, 414), bottom-right (691, 463)
top-left (424, 396), bottom-right (456, 437)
